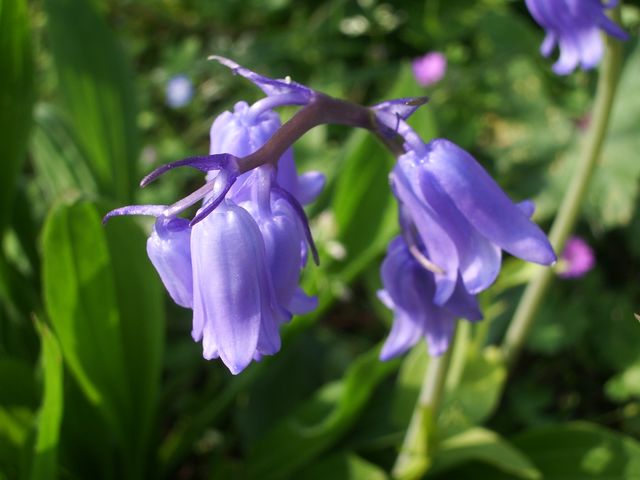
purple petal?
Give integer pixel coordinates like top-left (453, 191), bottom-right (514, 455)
top-left (288, 288), bottom-right (318, 315)
top-left (517, 200), bottom-right (536, 219)
top-left (146, 217), bottom-right (193, 308)
top-left (272, 185), bottom-right (319, 265)
top-left (191, 202), bottom-right (276, 374)
top-left (444, 276), bottom-right (483, 322)
top-left (419, 169), bottom-right (502, 294)
top-left (392, 159), bottom-right (459, 304)
top-left (424, 310), bottom-right (456, 357)
top-left (426, 139), bottom-right (556, 265)
top-left (295, 171), bottom-right (325, 205)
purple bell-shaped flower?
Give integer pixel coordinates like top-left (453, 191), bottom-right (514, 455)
top-left (525, 0), bottom-right (628, 75)
top-left (378, 237), bottom-right (482, 359)
top-left (390, 138), bottom-right (556, 306)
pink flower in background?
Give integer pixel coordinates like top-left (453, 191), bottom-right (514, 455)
top-left (412, 52), bottom-right (447, 87)
top-left (558, 236), bottom-right (595, 279)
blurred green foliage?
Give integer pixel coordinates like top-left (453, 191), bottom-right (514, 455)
top-left (1, 0), bottom-right (639, 478)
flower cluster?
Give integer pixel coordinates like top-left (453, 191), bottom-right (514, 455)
top-left (107, 59), bottom-right (323, 374)
top-left (525, 0), bottom-right (628, 75)
top-left (374, 111), bottom-right (556, 358)
top-left (106, 58), bottom-right (555, 372)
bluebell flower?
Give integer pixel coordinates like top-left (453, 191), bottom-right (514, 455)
top-left (378, 237), bottom-right (482, 359)
top-left (105, 59), bottom-right (324, 373)
top-left (525, 0), bottom-right (628, 75)
top-left (388, 138), bottom-right (556, 307)
top-left (208, 100), bottom-right (325, 205)
top-left (166, 74), bottom-right (194, 108)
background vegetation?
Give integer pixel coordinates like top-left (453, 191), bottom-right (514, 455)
top-left (1, 0), bottom-right (640, 478)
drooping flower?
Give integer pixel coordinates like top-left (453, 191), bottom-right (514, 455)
top-left (412, 52), bottom-right (447, 87)
top-left (525, 0), bottom-right (628, 75)
top-left (378, 237), bottom-right (482, 359)
top-left (105, 59), bottom-right (327, 374)
top-left (166, 74), bottom-right (194, 108)
top-left (557, 235), bottom-right (595, 279)
top-left (389, 138), bottom-right (556, 306)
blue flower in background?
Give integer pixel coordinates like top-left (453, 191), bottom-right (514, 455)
top-left (378, 237), bottom-right (482, 358)
top-left (525, 0), bottom-right (628, 75)
top-left (166, 74), bottom-right (194, 108)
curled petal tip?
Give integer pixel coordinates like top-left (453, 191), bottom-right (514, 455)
top-left (372, 96), bottom-right (429, 122)
top-left (102, 204), bottom-right (167, 224)
top-left (140, 154), bottom-right (238, 188)
top-left (209, 55), bottom-right (314, 100)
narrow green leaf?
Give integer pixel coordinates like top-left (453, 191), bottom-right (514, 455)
top-left (42, 199), bottom-right (164, 478)
top-left (43, 0), bottom-right (139, 202)
top-left (247, 347), bottom-right (399, 480)
top-left (30, 104), bottom-right (98, 203)
top-left (41, 200), bottom-right (130, 445)
top-left (432, 427), bottom-right (541, 479)
top-left (30, 319), bottom-right (64, 480)
top-left (0, 0), bottom-right (35, 233)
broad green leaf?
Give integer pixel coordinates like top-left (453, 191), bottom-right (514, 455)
top-left (103, 213), bottom-right (165, 472)
top-left (42, 200), bottom-right (164, 477)
top-left (0, 0), bottom-right (35, 234)
top-left (393, 344), bottom-right (507, 440)
top-left (30, 320), bottom-right (64, 480)
top-left (43, 0), bottom-right (139, 202)
top-left (431, 427), bottom-right (541, 479)
top-left (511, 422), bottom-right (640, 479)
top-left (438, 346), bottom-right (506, 439)
top-left (246, 347), bottom-right (399, 480)
top-left (297, 451), bottom-right (388, 480)
top-left (42, 201), bottom-right (130, 443)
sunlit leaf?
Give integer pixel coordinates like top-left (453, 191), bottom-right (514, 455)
top-left (44, 0), bottom-right (139, 202)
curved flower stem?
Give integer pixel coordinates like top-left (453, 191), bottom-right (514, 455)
top-left (392, 325), bottom-right (455, 480)
top-left (239, 94), bottom-right (407, 173)
top-left (502, 7), bottom-right (625, 366)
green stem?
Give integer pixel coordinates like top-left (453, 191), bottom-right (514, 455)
top-left (502, 11), bottom-right (625, 366)
top-left (392, 328), bottom-right (455, 480)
